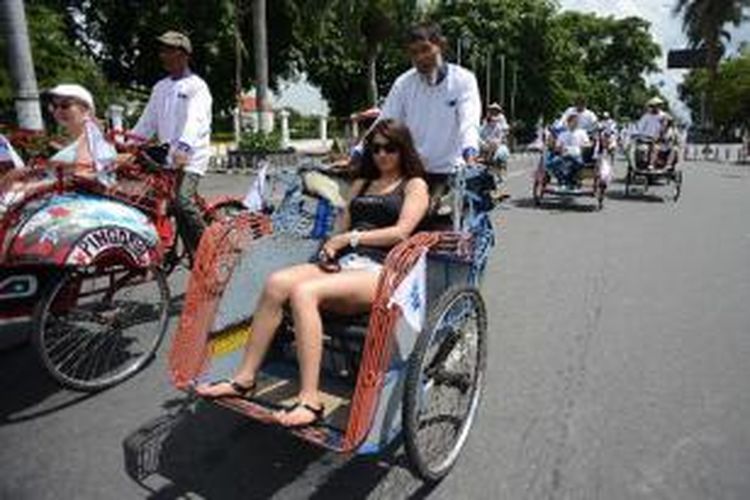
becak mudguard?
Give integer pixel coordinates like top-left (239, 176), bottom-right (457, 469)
top-left (0, 192), bottom-right (160, 267)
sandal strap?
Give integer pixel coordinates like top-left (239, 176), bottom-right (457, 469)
top-left (211, 378), bottom-right (256, 397)
top-left (286, 401), bottom-right (325, 418)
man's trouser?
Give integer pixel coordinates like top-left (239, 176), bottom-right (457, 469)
top-left (175, 172), bottom-right (207, 257)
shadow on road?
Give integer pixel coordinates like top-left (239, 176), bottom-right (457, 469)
top-left (0, 292), bottom-right (185, 425)
top-left (123, 397), bottom-right (438, 500)
top-left (511, 196), bottom-right (600, 213)
top-left (0, 343), bottom-right (95, 425)
top-left (606, 190), bottom-right (667, 203)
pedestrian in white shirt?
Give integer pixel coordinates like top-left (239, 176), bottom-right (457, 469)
top-left (132, 30), bottom-right (213, 259)
top-left (560, 97), bottom-right (598, 134)
top-left (374, 22), bottom-right (481, 212)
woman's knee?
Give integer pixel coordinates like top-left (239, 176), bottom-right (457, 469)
top-left (289, 281), bottom-right (320, 310)
top-left (262, 270), bottom-right (295, 304)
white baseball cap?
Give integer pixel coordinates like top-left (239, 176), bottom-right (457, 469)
top-left (47, 84), bottom-right (95, 112)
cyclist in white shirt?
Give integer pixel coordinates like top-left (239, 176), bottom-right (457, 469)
top-left (635, 97), bottom-right (667, 168)
top-left (375, 22), bottom-right (482, 213)
top-left (560, 97), bottom-right (598, 134)
top-left (548, 113), bottom-right (591, 188)
top-left (636, 97), bottom-right (666, 140)
top-left (132, 31), bottom-right (213, 259)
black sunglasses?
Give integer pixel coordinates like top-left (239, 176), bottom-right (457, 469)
top-left (370, 142), bottom-right (399, 154)
top-left (49, 100), bottom-right (74, 111)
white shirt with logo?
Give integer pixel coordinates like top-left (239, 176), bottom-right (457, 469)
top-left (380, 64), bottom-right (481, 174)
top-left (132, 72), bottom-right (213, 176)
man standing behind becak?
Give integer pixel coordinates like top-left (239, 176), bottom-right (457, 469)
top-left (132, 30), bottom-right (213, 260)
top-left (378, 22), bottom-right (481, 193)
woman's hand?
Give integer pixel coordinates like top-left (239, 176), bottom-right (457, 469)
top-left (322, 232), bottom-right (350, 259)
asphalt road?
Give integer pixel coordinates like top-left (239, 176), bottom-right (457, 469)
top-left (1, 155), bottom-right (749, 499)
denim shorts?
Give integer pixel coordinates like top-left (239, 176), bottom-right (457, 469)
top-left (338, 253), bottom-right (383, 273)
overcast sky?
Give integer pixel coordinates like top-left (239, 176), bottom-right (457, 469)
top-left (278, 1), bottom-right (749, 120)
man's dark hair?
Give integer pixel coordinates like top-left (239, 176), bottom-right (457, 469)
top-left (406, 22), bottom-right (446, 47)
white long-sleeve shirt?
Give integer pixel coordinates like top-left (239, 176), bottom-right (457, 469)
top-left (380, 64), bottom-right (481, 174)
top-left (132, 72), bottom-right (213, 176)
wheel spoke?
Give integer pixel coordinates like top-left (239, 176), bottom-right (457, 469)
top-left (35, 267), bottom-right (169, 391)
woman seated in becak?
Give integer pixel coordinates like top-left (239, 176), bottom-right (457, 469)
top-left (196, 119), bottom-right (430, 427)
top-left (46, 83), bottom-right (117, 185)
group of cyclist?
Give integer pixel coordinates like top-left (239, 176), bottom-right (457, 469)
top-left (1, 21), bottom-right (682, 427)
top-left (541, 94), bottom-right (681, 188)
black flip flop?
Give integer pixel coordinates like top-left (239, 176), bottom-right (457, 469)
top-left (201, 378), bottom-right (256, 399)
top-left (279, 402), bottom-right (325, 428)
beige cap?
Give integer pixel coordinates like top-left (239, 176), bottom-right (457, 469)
top-left (647, 96), bottom-right (665, 107)
top-left (47, 83), bottom-right (95, 112)
top-left (488, 102), bottom-right (503, 112)
top-left (157, 31), bottom-right (192, 54)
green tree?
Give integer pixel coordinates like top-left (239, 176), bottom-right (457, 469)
top-left (673, 0), bottom-right (750, 125)
top-left (287, 0), bottom-right (420, 115)
top-left (674, 0), bottom-right (750, 79)
top-left (0, 4), bottom-right (111, 123)
top-left (434, 1), bottom-right (662, 137)
top-left (34, 0), bottom-right (299, 115)
top-left (680, 51), bottom-right (750, 134)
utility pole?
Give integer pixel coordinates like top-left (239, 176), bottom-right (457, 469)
top-left (499, 54), bottom-right (506, 109)
top-left (485, 50), bottom-right (491, 108)
top-left (234, 0), bottom-right (243, 145)
top-left (510, 63), bottom-right (518, 121)
top-left (1, 0), bottom-right (43, 130)
top-left (252, 0), bottom-right (270, 133)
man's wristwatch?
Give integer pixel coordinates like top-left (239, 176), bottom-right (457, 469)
top-left (349, 229), bottom-right (361, 248)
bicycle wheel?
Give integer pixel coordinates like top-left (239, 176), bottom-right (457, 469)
top-left (32, 265), bottom-right (170, 391)
top-left (403, 285), bottom-right (488, 482)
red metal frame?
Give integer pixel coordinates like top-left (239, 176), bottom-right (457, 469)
top-left (167, 222), bottom-right (473, 452)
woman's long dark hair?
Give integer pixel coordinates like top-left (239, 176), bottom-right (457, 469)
top-left (356, 119), bottom-right (426, 181)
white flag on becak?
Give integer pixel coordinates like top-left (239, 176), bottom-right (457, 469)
top-left (388, 250), bottom-right (427, 332)
top-left (0, 134), bottom-right (24, 168)
top-left (84, 120), bottom-right (117, 185)
top-left (243, 159), bottom-right (268, 211)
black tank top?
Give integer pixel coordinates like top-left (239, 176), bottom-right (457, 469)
top-left (346, 179), bottom-right (406, 263)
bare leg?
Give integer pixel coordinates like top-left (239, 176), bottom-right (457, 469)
top-left (276, 270), bottom-right (380, 426)
top-left (195, 263), bottom-right (327, 397)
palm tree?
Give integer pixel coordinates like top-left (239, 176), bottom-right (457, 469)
top-left (674, 0), bottom-right (750, 80)
top-left (674, 0), bottom-right (749, 126)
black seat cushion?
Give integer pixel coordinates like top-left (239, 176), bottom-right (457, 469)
top-left (321, 311), bottom-right (370, 340)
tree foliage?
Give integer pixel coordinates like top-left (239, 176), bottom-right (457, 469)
top-left (2, 0), bottom-right (667, 139)
top-left (680, 51), bottom-right (750, 133)
top-left (0, 4), bottom-right (111, 122)
top-left (433, 1), bottom-right (663, 137)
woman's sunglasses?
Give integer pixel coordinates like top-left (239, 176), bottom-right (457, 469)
top-left (48, 100), bottom-right (74, 111)
top-left (370, 142), bottom-right (399, 155)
